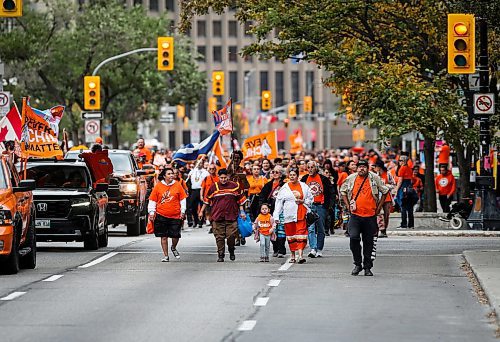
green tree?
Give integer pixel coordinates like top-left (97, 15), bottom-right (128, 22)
top-left (0, 0), bottom-right (206, 147)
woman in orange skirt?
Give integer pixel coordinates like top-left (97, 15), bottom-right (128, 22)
top-left (273, 168), bottom-right (313, 264)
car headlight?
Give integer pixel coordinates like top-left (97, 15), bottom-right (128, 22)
top-left (119, 183), bottom-right (138, 194)
top-left (0, 210), bottom-right (13, 225)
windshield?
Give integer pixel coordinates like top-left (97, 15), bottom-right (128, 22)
top-left (108, 153), bottom-right (133, 173)
top-left (26, 165), bottom-right (89, 189)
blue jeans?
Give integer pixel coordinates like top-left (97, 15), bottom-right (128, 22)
top-left (308, 204), bottom-right (327, 251)
top-left (259, 233), bottom-right (271, 258)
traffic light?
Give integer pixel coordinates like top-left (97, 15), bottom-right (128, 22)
top-left (288, 103), bottom-right (296, 118)
top-left (158, 36), bottom-right (174, 71)
top-left (84, 76), bottom-right (100, 110)
top-left (212, 71), bottom-right (224, 96)
top-left (208, 97), bottom-right (217, 112)
top-left (261, 90), bottom-right (271, 110)
top-left (234, 104), bottom-right (241, 117)
top-left (177, 104), bottom-right (185, 118)
top-left (0, 0), bottom-right (22, 17)
top-left (448, 14), bottom-right (475, 74)
top-left (304, 96), bottom-right (312, 113)
top-left (183, 116), bottom-right (189, 129)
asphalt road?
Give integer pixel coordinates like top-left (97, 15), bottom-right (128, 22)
top-left (1, 227), bottom-right (499, 342)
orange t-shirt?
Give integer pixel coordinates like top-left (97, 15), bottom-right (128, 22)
top-left (438, 145), bottom-right (450, 165)
top-left (380, 172), bottom-right (392, 203)
top-left (305, 174), bottom-right (325, 204)
top-left (149, 181), bottom-right (188, 219)
top-left (256, 213), bottom-right (273, 236)
top-left (247, 175), bottom-right (267, 195)
top-left (288, 182), bottom-right (307, 220)
top-left (337, 172), bottom-right (348, 187)
top-left (138, 147), bottom-right (153, 163)
top-left (201, 174), bottom-right (219, 202)
top-left (352, 176), bottom-right (377, 217)
top-left (397, 165), bottom-right (413, 180)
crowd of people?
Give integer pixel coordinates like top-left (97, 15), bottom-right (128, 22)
top-left (140, 139), bottom-right (457, 276)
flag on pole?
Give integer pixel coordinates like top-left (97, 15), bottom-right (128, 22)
top-left (173, 131), bottom-right (221, 165)
top-left (208, 137), bottom-right (228, 169)
top-left (212, 98), bottom-right (233, 136)
top-left (241, 130), bottom-right (278, 161)
top-left (0, 105), bottom-right (22, 143)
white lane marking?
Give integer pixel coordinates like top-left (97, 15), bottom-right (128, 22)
top-left (268, 279), bottom-right (281, 287)
top-left (78, 252), bottom-right (119, 268)
top-left (254, 297), bottom-right (269, 306)
top-left (42, 275), bottom-right (64, 282)
top-left (278, 258), bottom-right (293, 271)
top-left (1, 292), bottom-right (26, 301)
top-left (238, 320), bottom-right (257, 331)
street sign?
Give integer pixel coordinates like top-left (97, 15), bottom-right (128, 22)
top-left (85, 119), bottom-right (100, 143)
top-left (469, 73), bottom-right (480, 91)
top-left (0, 91), bottom-right (10, 116)
top-left (473, 93), bottom-right (495, 115)
top-left (159, 113), bottom-right (174, 123)
top-left (81, 111), bottom-right (103, 120)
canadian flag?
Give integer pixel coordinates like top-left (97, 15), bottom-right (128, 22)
top-left (0, 106), bottom-right (22, 143)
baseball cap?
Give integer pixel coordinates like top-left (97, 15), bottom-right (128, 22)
top-left (357, 160), bottom-right (369, 167)
top-left (95, 137), bottom-right (103, 144)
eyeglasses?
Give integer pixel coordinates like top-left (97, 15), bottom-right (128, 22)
top-left (271, 171), bottom-right (280, 174)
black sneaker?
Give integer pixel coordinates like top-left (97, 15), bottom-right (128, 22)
top-left (208, 228), bottom-right (213, 234)
top-left (235, 240), bottom-right (240, 246)
top-left (217, 257), bottom-right (224, 262)
top-left (229, 253), bottom-right (235, 261)
top-left (364, 269), bottom-right (373, 276)
top-left (171, 247), bottom-right (180, 259)
top-left (241, 238), bottom-right (246, 245)
top-left (351, 265), bottom-right (363, 276)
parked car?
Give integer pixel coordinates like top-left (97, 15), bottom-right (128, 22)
top-left (106, 150), bottom-right (148, 236)
top-left (26, 159), bottom-right (109, 250)
top-left (0, 154), bottom-right (36, 274)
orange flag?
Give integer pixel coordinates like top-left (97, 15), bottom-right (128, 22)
top-left (241, 130), bottom-right (278, 161)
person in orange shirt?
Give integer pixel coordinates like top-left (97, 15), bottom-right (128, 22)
top-left (435, 165), bottom-right (456, 213)
top-left (337, 162), bottom-right (348, 189)
top-left (136, 138), bottom-right (153, 163)
top-left (412, 166), bottom-right (424, 206)
top-left (148, 168), bottom-right (188, 262)
top-left (340, 160), bottom-right (389, 276)
top-left (438, 142), bottom-right (450, 168)
top-left (253, 203), bottom-right (275, 262)
top-left (395, 155), bottom-right (415, 228)
top-left (247, 164), bottom-right (267, 221)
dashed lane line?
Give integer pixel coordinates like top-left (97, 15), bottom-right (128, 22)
top-left (238, 320), bottom-right (257, 331)
top-left (254, 297), bottom-right (270, 306)
top-left (1, 292), bottom-right (26, 301)
top-left (42, 275), bottom-right (64, 282)
top-left (268, 279), bottom-right (281, 287)
top-left (278, 258), bottom-right (294, 271)
top-left (78, 252), bottom-right (119, 268)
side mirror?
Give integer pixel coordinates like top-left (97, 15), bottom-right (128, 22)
top-left (95, 183), bottom-right (109, 192)
top-left (13, 179), bottom-right (36, 192)
top-left (136, 169), bottom-right (147, 176)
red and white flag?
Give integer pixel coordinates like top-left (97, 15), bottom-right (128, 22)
top-left (212, 99), bottom-right (233, 136)
top-left (0, 106), bottom-right (22, 142)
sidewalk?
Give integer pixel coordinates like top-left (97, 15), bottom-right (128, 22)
top-left (463, 251), bottom-right (500, 324)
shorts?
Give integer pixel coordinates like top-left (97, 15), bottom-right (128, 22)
top-left (154, 214), bottom-right (182, 238)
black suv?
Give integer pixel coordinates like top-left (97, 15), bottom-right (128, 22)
top-left (26, 160), bottom-right (109, 250)
top-left (106, 150), bottom-right (148, 236)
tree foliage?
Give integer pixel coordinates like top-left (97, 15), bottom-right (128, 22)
top-left (0, 0), bottom-right (206, 147)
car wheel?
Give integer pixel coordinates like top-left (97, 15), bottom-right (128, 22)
top-left (98, 220), bottom-right (109, 247)
top-left (1, 227), bottom-right (20, 274)
top-left (20, 214), bottom-right (37, 269)
top-left (84, 216), bottom-right (99, 250)
top-left (127, 215), bottom-right (141, 236)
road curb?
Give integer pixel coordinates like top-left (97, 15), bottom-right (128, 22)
top-left (387, 231), bottom-right (500, 237)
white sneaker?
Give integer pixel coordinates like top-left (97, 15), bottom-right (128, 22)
top-left (316, 250), bottom-right (323, 257)
top-left (161, 256), bottom-right (169, 262)
top-left (308, 249), bottom-right (317, 258)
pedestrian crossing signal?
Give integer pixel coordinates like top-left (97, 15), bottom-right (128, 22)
top-left (84, 76), bottom-right (101, 110)
top-left (158, 37), bottom-right (174, 71)
top-left (447, 14), bottom-right (475, 74)
top-left (0, 0), bottom-right (22, 17)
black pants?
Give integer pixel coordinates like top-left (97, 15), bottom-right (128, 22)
top-left (401, 200), bottom-right (414, 228)
top-left (439, 195), bottom-right (451, 213)
top-left (348, 214), bottom-right (377, 269)
top-left (272, 237), bottom-right (287, 255)
top-left (187, 189), bottom-right (201, 226)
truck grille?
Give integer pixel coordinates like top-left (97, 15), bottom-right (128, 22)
top-left (35, 200), bottom-right (72, 218)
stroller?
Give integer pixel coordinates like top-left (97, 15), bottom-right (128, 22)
top-left (440, 199), bottom-right (473, 229)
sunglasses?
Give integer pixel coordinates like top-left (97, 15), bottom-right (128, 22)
top-left (271, 171), bottom-right (280, 174)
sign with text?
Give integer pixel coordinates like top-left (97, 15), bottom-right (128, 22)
top-left (241, 130), bottom-right (278, 161)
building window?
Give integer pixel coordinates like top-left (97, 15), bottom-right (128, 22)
top-left (213, 20), bottom-right (222, 37)
top-left (244, 21), bottom-right (252, 37)
top-left (228, 46), bottom-right (238, 62)
top-left (260, 71), bottom-right (268, 92)
top-left (213, 46), bottom-right (222, 63)
top-left (306, 71), bottom-right (315, 110)
top-left (182, 131), bottom-right (191, 145)
top-left (228, 21), bottom-right (238, 37)
top-left (133, 0), bottom-right (142, 5)
top-left (275, 71), bottom-right (284, 107)
top-left (230, 72), bottom-right (238, 102)
top-left (291, 71), bottom-right (300, 102)
top-left (149, 0), bottom-right (158, 11)
top-left (197, 46), bottom-right (206, 62)
top-left (198, 93), bottom-right (207, 122)
top-left (166, 0), bottom-right (175, 11)
top-left (169, 131), bottom-right (176, 150)
top-left (197, 20), bottom-right (206, 37)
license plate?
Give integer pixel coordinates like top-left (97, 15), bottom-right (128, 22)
top-left (35, 219), bottom-right (51, 228)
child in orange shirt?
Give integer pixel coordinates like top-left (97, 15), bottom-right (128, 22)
top-left (253, 203), bottom-right (275, 262)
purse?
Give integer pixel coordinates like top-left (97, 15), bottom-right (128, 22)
top-left (306, 210), bottom-right (320, 227)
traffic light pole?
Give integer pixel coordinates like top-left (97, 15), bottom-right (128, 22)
top-left (467, 18), bottom-right (500, 230)
top-left (92, 48), bottom-right (157, 76)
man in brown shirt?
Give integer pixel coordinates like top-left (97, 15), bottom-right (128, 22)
top-left (200, 168), bottom-right (247, 262)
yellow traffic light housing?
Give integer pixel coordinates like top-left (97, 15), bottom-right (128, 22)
top-left (0, 0), bottom-right (22, 17)
top-left (288, 104), bottom-right (296, 118)
top-left (212, 71), bottom-right (225, 96)
top-left (304, 96), bottom-right (312, 113)
top-left (261, 91), bottom-right (271, 110)
top-left (448, 14), bottom-right (475, 74)
top-left (177, 104), bottom-right (185, 118)
top-left (208, 97), bottom-right (217, 113)
top-left (234, 104), bottom-right (241, 117)
top-left (84, 76), bottom-right (101, 110)
top-left (158, 37), bottom-right (174, 71)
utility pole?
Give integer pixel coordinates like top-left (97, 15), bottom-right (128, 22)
top-left (467, 18), bottom-right (500, 230)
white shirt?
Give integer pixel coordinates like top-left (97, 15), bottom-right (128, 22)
top-left (188, 168), bottom-right (209, 189)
